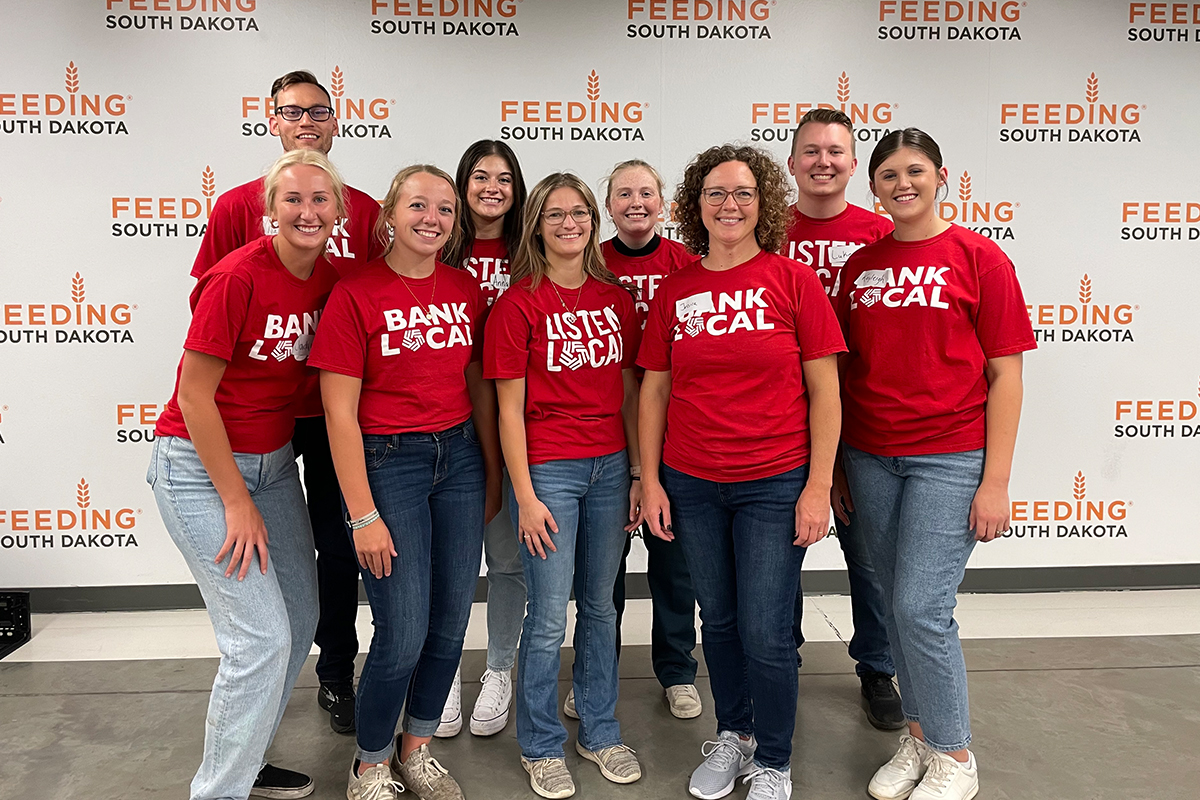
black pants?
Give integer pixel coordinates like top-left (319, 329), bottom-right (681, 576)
top-left (292, 416), bottom-right (360, 687)
top-left (607, 529), bottom-right (699, 688)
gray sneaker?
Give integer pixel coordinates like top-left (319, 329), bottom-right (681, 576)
top-left (390, 743), bottom-right (463, 800)
top-left (688, 731), bottom-right (757, 799)
top-left (347, 763), bottom-right (403, 800)
top-left (521, 757), bottom-right (575, 799)
top-left (743, 766), bottom-right (792, 800)
top-left (574, 741), bottom-right (641, 783)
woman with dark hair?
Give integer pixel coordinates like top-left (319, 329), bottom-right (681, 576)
top-left (438, 139), bottom-right (530, 739)
top-left (638, 145), bottom-right (845, 800)
top-left (311, 164), bottom-right (500, 800)
top-left (839, 128), bottom-right (1035, 800)
top-left (485, 173), bottom-right (642, 798)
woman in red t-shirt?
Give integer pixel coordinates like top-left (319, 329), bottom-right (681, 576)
top-left (638, 145), bottom-right (845, 800)
top-left (837, 128), bottom-right (1036, 800)
top-left (438, 140), bottom-right (529, 738)
top-left (484, 172), bottom-right (643, 796)
top-left (310, 165), bottom-right (501, 800)
top-left (147, 150), bottom-right (343, 800)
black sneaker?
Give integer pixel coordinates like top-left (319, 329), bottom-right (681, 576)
top-left (318, 682), bottom-right (356, 734)
top-left (860, 672), bottom-right (906, 731)
top-left (250, 764), bottom-right (315, 799)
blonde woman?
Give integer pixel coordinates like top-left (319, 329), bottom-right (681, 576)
top-left (484, 173), bottom-right (642, 798)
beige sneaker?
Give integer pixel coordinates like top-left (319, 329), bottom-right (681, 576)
top-left (666, 684), bottom-right (703, 719)
top-left (574, 741), bottom-right (642, 784)
top-left (390, 743), bottom-right (463, 800)
top-left (521, 756), bottom-right (575, 799)
top-left (347, 763), bottom-right (403, 800)
top-left (562, 688), bottom-right (579, 720)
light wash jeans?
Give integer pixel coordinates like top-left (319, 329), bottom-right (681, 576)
top-left (148, 436), bottom-right (318, 800)
top-left (842, 445), bottom-right (984, 753)
top-left (514, 451), bottom-right (630, 760)
top-left (483, 472), bottom-right (526, 672)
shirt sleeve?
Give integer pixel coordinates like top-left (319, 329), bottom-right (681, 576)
top-left (308, 283), bottom-right (368, 379)
top-left (364, 201), bottom-right (388, 263)
top-left (636, 285), bottom-right (673, 372)
top-left (184, 271), bottom-right (253, 361)
top-left (483, 292), bottom-right (532, 380)
top-left (795, 267), bottom-right (848, 361)
top-left (191, 191), bottom-right (252, 279)
top-left (975, 259), bottom-right (1038, 359)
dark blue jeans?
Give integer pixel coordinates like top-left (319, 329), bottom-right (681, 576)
top-left (663, 463), bottom-right (809, 771)
top-left (793, 510), bottom-right (895, 677)
top-left (352, 421), bottom-right (486, 763)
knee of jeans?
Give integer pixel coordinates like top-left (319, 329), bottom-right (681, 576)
top-left (891, 589), bottom-right (954, 639)
top-left (738, 610), bottom-right (792, 659)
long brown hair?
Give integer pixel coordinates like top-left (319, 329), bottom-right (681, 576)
top-left (442, 140), bottom-right (527, 269)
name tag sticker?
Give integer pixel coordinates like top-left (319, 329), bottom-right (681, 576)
top-left (828, 243), bottom-right (861, 267)
top-left (676, 291), bottom-right (716, 319)
top-left (854, 269), bottom-right (889, 289)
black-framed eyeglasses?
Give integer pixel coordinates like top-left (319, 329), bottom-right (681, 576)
top-left (274, 105), bottom-right (335, 122)
top-left (701, 187), bottom-right (758, 206)
top-left (542, 209), bottom-right (592, 225)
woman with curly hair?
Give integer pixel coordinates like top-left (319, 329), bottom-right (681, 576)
top-left (637, 145), bottom-right (846, 800)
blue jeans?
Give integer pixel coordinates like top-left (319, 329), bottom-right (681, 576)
top-left (148, 436), bottom-right (318, 800)
top-left (514, 451), bottom-right (630, 760)
top-left (842, 446), bottom-right (984, 753)
top-left (662, 463), bottom-right (809, 771)
top-left (793, 510), bottom-right (894, 678)
top-left (483, 472), bottom-right (526, 672)
top-left (353, 421), bottom-right (486, 763)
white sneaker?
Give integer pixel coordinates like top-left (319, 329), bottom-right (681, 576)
top-left (868, 735), bottom-right (932, 800)
top-left (688, 731), bottom-right (756, 799)
top-left (742, 765), bottom-right (792, 800)
top-left (666, 684), bottom-right (703, 719)
top-left (910, 751), bottom-right (978, 800)
top-left (470, 668), bottom-right (512, 736)
top-left (346, 763), bottom-right (403, 800)
top-left (435, 665), bottom-right (462, 738)
top-left (562, 687), bottom-right (579, 720)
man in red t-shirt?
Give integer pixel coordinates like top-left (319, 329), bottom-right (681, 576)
top-left (783, 108), bottom-right (903, 731)
top-left (192, 70), bottom-right (382, 749)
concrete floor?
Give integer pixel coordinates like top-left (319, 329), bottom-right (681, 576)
top-left (2, 636), bottom-right (1198, 800)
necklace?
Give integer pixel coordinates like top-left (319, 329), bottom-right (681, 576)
top-left (395, 263), bottom-right (438, 309)
top-left (549, 274), bottom-right (587, 324)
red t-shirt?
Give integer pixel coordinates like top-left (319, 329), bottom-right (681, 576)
top-left (782, 204), bottom-right (893, 301)
top-left (638, 250), bottom-right (847, 482)
top-left (484, 276), bottom-right (639, 465)
top-left (192, 176), bottom-right (384, 419)
top-left (459, 237), bottom-right (511, 307)
top-left (156, 237), bottom-right (339, 454)
top-left (602, 236), bottom-right (693, 329)
top-left (309, 260), bottom-right (485, 435)
top-left (837, 224), bottom-right (1037, 457)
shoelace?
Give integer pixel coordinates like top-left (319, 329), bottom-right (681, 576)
top-left (865, 677), bottom-right (896, 700)
top-left (358, 765), bottom-right (404, 800)
top-left (476, 671), bottom-right (509, 712)
top-left (889, 735), bottom-right (924, 771)
top-left (410, 748), bottom-right (450, 790)
top-left (742, 766), bottom-right (787, 799)
top-left (531, 758), bottom-right (572, 791)
top-left (700, 738), bottom-right (744, 772)
top-left (920, 754), bottom-right (958, 793)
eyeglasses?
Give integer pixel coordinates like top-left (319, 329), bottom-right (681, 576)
top-left (542, 209), bottom-right (592, 225)
top-left (274, 105), bottom-right (335, 122)
top-left (701, 187), bottom-right (759, 206)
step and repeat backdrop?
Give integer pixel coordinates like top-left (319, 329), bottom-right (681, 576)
top-left (1, 0), bottom-right (1198, 592)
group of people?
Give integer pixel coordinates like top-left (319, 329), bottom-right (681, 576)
top-left (148, 69), bottom-right (1036, 800)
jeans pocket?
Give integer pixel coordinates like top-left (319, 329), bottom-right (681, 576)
top-left (146, 439), bottom-right (159, 488)
top-left (462, 418), bottom-right (479, 446)
top-left (363, 438), bottom-right (393, 471)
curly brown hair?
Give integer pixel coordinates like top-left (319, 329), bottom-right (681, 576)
top-left (673, 145), bottom-right (791, 256)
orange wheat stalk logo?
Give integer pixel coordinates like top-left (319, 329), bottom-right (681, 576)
top-left (1073, 471), bottom-right (1086, 500)
top-left (837, 72), bottom-right (850, 103)
top-left (1085, 72), bottom-right (1099, 103)
top-left (587, 71), bottom-right (600, 101)
top-left (958, 172), bottom-right (972, 202)
top-left (202, 166), bottom-right (215, 199)
top-left (66, 62), bottom-right (79, 95)
top-left (1078, 274), bottom-right (1092, 304)
top-left (71, 273), bottom-right (86, 304)
top-left (77, 479), bottom-right (91, 509)
top-left (331, 67), bottom-right (345, 99)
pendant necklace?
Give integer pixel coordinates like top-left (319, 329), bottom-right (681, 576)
top-left (396, 262), bottom-right (438, 308)
top-left (549, 273), bottom-right (587, 325)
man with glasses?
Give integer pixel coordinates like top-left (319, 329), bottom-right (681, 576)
top-left (192, 69), bottom-right (383, 800)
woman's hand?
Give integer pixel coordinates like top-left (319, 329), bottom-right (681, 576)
top-left (518, 497), bottom-right (559, 559)
top-left (354, 518), bottom-right (398, 579)
top-left (794, 484), bottom-right (831, 547)
top-left (625, 479), bottom-right (644, 533)
top-left (484, 472), bottom-right (503, 526)
top-left (641, 480), bottom-right (674, 542)
top-left (215, 498), bottom-right (270, 580)
top-left (831, 461), bottom-right (854, 526)
top-left (969, 480), bottom-right (1010, 542)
